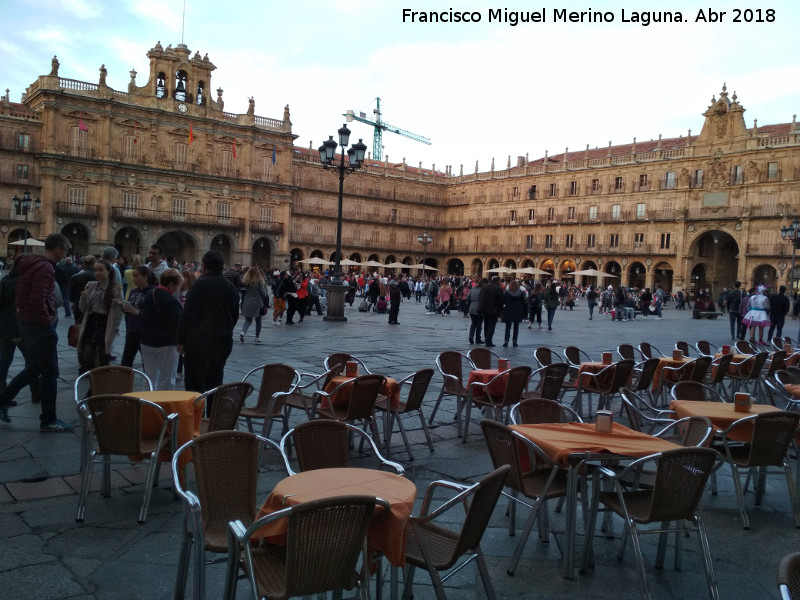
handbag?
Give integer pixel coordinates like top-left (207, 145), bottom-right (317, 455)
top-left (648, 304), bottom-right (656, 313)
top-left (259, 305), bottom-right (268, 316)
top-left (68, 323), bottom-right (80, 347)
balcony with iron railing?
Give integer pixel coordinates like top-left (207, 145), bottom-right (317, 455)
top-left (109, 206), bottom-right (242, 228)
top-left (55, 202), bottom-right (100, 218)
top-left (250, 220), bottom-right (283, 234)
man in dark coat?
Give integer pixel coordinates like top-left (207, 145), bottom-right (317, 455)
top-left (57, 257), bottom-right (79, 317)
top-left (388, 275), bottom-right (401, 324)
top-left (69, 255), bottom-right (96, 322)
top-left (477, 276), bottom-right (504, 347)
top-left (768, 285), bottom-right (791, 340)
top-left (177, 251), bottom-right (239, 413)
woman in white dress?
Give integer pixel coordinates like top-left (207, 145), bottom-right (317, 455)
top-left (740, 285), bottom-right (771, 346)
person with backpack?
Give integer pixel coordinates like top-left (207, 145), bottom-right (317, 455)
top-left (586, 285), bottom-right (598, 320)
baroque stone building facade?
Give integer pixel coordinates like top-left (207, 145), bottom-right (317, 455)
top-left (1, 44), bottom-right (798, 295)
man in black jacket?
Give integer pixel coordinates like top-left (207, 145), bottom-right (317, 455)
top-left (768, 285), bottom-right (791, 340)
top-left (477, 276), bottom-right (504, 347)
top-left (177, 251), bottom-right (239, 411)
top-left (725, 281), bottom-right (744, 341)
top-left (69, 256), bottom-right (95, 322)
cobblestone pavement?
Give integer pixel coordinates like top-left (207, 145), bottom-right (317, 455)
top-left (1, 296), bottom-right (798, 599)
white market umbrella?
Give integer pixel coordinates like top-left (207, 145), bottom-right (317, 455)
top-left (337, 258), bottom-right (362, 267)
top-left (409, 263), bottom-right (439, 271)
top-left (384, 262), bottom-right (409, 270)
top-left (298, 257), bottom-right (333, 266)
top-left (9, 238), bottom-right (45, 247)
top-left (363, 260), bottom-right (387, 269)
top-left (485, 267), bottom-right (512, 274)
top-left (571, 268), bottom-right (618, 279)
top-left (516, 267), bottom-right (551, 276)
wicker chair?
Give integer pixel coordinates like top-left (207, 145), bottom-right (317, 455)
top-left (696, 340), bottom-right (721, 357)
top-left (239, 363), bottom-right (299, 441)
top-left (403, 465), bottom-right (511, 599)
top-left (171, 431), bottom-right (286, 600)
top-left (75, 394), bottom-right (177, 523)
top-left (480, 420), bottom-right (568, 576)
top-left (522, 363), bottom-right (571, 402)
top-left (428, 351), bottom-right (472, 428)
top-left (670, 381), bottom-right (727, 403)
top-left (279, 420), bottom-right (404, 476)
top-left (626, 357), bottom-right (661, 411)
top-left (225, 495), bottom-right (386, 600)
top-left (638, 342), bottom-right (666, 359)
top-left (564, 345), bottom-right (594, 368)
top-left (373, 368), bottom-right (435, 461)
top-left (572, 359), bottom-right (635, 418)
top-left (675, 340), bottom-right (695, 358)
top-left (655, 359), bottom-right (696, 406)
top-left (279, 368), bottom-right (338, 421)
top-left (765, 350), bottom-right (789, 380)
top-left (581, 447), bottom-right (721, 600)
top-left (510, 397), bottom-right (582, 425)
top-left (324, 352), bottom-right (372, 375)
top-left (313, 373), bottom-right (386, 444)
top-left (73, 365), bottom-right (153, 474)
top-left (194, 382), bottom-right (254, 435)
top-left (772, 337), bottom-right (790, 351)
top-left (467, 347), bottom-right (502, 370)
top-left (735, 339), bottom-right (758, 355)
top-left (533, 346), bottom-right (563, 368)
top-left (462, 365), bottom-right (532, 442)
top-left (688, 356), bottom-right (712, 383)
top-left (620, 388), bottom-right (677, 434)
top-left (720, 411), bottom-right (800, 529)
top-left (617, 343), bottom-right (643, 363)
top-left (765, 373), bottom-right (800, 411)
top-left (778, 552), bottom-right (800, 600)
top-left (728, 352), bottom-right (770, 397)
top-left (707, 353), bottom-right (734, 401)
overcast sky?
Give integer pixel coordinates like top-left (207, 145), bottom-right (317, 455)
top-left (3, 0), bottom-right (799, 172)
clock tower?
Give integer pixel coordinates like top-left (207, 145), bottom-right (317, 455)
top-left (128, 41), bottom-right (219, 113)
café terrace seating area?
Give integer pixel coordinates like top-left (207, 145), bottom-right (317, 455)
top-left (62, 334), bottom-right (800, 600)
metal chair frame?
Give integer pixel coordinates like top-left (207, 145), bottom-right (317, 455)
top-left (429, 351), bottom-right (472, 430)
top-left (373, 368), bottom-right (435, 461)
top-left (75, 394), bottom-right (177, 523)
top-left (462, 365), bottom-right (533, 442)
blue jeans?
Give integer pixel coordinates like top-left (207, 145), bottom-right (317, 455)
top-left (16, 322), bottom-right (59, 425)
top-left (546, 307), bottom-right (557, 329)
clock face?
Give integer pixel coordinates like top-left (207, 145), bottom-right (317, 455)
top-left (177, 103), bottom-right (188, 114)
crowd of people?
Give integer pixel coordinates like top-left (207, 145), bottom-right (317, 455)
top-left (1, 243), bottom-right (798, 425)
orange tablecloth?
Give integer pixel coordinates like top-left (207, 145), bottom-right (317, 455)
top-left (467, 368), bottom-right (508, 398)
top-left (713, 353), bottom-right (752, 377)
top-left (652, 356), bottom-right (692, 391)
top-left (127, 390), bottom-right (202, 468)
top-left (786, 384), bottom-right (800, 399)
top-left (511, 422), bottom-right (682, 467)
top-left (670, 399), bottom-right (781, 442)
top-left (255, 467), bottom-right (417, 566)
top-left (575, 362), bottom-right (611, 389)
top-left (323, 375), bottom-right (399, 409)
top-left (786, 352), bottom-right (800, 367)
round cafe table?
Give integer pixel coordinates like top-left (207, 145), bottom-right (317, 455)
top-left (255, 467), bottom-right (417, 567)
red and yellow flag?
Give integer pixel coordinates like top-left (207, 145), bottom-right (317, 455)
top-left (188, 123), bottom-right (194, 145)
top-left (232, 140), bottom-right (236, 158)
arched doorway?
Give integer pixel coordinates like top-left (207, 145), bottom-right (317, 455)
top-left (487, 258), bottom-right (500, 271)
top-left (753, 264), bottom-right (777, 288)
top-left (349, 252), bottom-right (363, 264)
top-left (654, 262), bottom-right (674, 292)
top-left (628, 262), bottom-right (646, 289)
top-left (471, 258), bottom-right (483, 278)
top-left (575, 261), bottom-right (598, 287)
top-left (540, 259), bottom-right (555, 278)
top-left (156, 231), bottom-right (198, 264)
top-left (448, 258), bottom-right (464, 275)
top-left (690, 230), bottom-right (739, 294)
top-left (62, 223), bottom-right (90, 256)
top-left (290, 248), bottom-right (304, 268)
top-left (114, 227), bottom-right (142, 259)
top-left (251, 237), bottom-right (273, 268)
top-left (690, 264), bottom-right (707, 298)
top-left (210, 234), bottom-right (233, 265)
top-left (561, 259), bottom-right (577, 280)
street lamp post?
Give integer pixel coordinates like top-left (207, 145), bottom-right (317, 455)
top-left (417, 231), bottom-right (432, 280)
top-left (318, 124), bottom-right (367, 322)
top-left (781, 218), bottom-right (800, 296)
top-left (12, 190), bottom-right (41, 253)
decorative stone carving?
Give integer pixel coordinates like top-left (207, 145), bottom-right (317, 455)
top-left (50, 55), bottom-right (59, 77)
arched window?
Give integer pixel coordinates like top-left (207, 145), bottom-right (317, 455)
top-left (196, 81), bottom-right (205, 105)
top-left (156, 72), bottom-right (167, 98)
top-left (174, 70), bottom-right (188, 101)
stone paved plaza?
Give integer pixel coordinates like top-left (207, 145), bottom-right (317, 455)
top-left (1, 296), bottom-right (799, 599)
